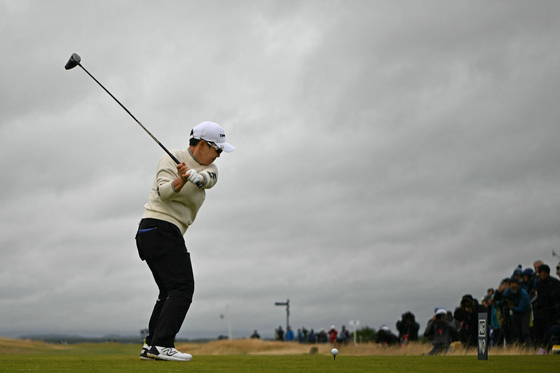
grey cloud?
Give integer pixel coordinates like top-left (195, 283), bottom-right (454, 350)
top-left (1, 0), bottom-right (560, 339)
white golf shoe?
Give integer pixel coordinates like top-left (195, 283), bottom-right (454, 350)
top-left (139, 341), bottom-right (153, 360)
top-left (147, 346), bottom-right (193, 361)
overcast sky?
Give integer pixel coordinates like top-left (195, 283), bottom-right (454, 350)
top-left (1, 0), bottom-right (560, 340)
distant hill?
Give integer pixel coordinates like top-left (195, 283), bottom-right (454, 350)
top-left (0, 337), bottom-right (67, 354)
top-left (15, 334), bottom-right (213, 345)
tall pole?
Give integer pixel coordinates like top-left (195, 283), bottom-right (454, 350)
top-left (286, 299), bottom-right (290, 330)
top-left (226, 305), bottom-right (233, 340)
top-left (349, 320), bottom-right (360, 345)
top-left (274, 299), bottom-right (290, 331)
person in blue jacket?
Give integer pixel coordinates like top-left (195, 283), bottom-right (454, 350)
top-left (285, 326), bottom-right (294, 342)
top-left (494, 278), bottom-right (532, 346)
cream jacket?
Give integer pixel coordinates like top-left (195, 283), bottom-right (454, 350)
top-left (141, 149), bottom-right (218, 234)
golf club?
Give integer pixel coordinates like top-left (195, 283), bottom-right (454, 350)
top-left (64, 53), bottom-right (202, 187)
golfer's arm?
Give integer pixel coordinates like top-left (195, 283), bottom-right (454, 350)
top-left (198, 170), bottom-right (217, 189)
top-left (172, 177), bottom-right (188, 193)
top-left (157, 156), bottom-right (186, 200)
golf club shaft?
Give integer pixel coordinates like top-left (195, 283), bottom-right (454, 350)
top-left (77, 64), bottom-right (181, 165)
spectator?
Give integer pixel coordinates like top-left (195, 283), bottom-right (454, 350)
top-left (494, 278), bottom-right (531, 346)
top-left (501, 277), bottom-right (510, 289)
top-left (317, 328), bottom-right (328, 343)
top-left (337, 325), bottom-right (350, 344)
top-left (495, 278), bottom-right (513, 344)
top-left (250, 330), bottom-right (260, 339)
top-left (328, 326), bottom-right (338, 344)
top-left (276, 326), bottom-right (284, 341)
top-left (308, 329), bottom-right (317, 343)
top-left (454, 294), bottom-right (487, 348)
top-left (490, 293), bottom-right (504, 347)
top-left (512, 266), bottom-right (524, 288)
top-left (487, 288), bottom-right (495, 297)
top-left (556, 262), bottom-right (560, 279)
top-left (396, 311), bottom-right (420, 344)
top-left (550, 325), bottom-right (560, 348)
top-left (301, 327), bottom-right (308, 342)
top-left (533, 260), bottom-right (544, 288)
top-left (375, 325), bottom-right (399, 346)
top-left (522, 268), bottom-right (536, 299)
top-left (447, 311), bottom-right (460, 333)
top-left (285, 326), bottom-right (294, 342)
top-left (297, 329), bottom-right (304, 343)
top-left (534, 260), bottom-right (544, 273)
top-left (424, 308), bottom-right (458, 355)
top-left (481, 295), bottom-right (492, 309)
top-left (533, 264), bottom-right (560, 347)
top-left (523, 269), bottom-right (538, 343)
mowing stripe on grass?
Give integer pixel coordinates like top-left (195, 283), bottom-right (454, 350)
top-left (0, 354), bottom-right (557, 373)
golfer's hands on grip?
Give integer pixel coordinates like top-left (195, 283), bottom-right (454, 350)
top-left (186, 170), bottom-right (204, 185)
top-left (177, 163), bottom-right (203, 186)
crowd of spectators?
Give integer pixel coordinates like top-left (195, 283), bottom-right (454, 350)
top-left (369, 259), bottom-right (560, 354)
top-left (491, 261), bottom-right (560, 349)
top-left (417, 259), bottom-right (560, 354)
top-left (270, 325), bottom-right (350, 344)
top-left (263, 260), bottom-right (560, 354)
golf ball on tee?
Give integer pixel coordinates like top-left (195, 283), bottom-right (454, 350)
top-left (331, 348), bottom-right (338, 356)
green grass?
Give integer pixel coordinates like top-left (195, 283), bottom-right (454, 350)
top-left (0, 342), bottom-right (557, 373)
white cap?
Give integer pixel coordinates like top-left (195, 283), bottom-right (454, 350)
top-left (435, 308), bottom-right (447, 316)
top-left (191, 121), bottom-right (235, 153)
top-left (380, 324), bottom-right (390, 331)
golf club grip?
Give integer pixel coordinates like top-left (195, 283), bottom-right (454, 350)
top-left (167, 150), bottom-right (203, 188)
top-left (163, 148), bottom-right (202, 188)
top-left (170, 151), bottom-right (203, 189)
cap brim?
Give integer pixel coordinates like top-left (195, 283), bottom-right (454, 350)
top-left (217, 141), bottom-right (235, 153)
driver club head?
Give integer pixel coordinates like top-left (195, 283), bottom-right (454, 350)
top-left (65, 53), bottom-right (81, 70)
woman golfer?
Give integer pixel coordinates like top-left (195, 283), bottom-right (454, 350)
top-left (135, 121), bottom-right (234, 361)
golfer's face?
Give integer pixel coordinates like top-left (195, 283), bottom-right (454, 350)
top-left (199, 141), bottom-right (221, 165)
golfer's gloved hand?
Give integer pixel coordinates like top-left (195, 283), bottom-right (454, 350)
top-left (186, 170), bottom-right (204, 186)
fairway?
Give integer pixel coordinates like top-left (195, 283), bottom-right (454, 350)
top-left (0, 342), bottom-right (556, 373)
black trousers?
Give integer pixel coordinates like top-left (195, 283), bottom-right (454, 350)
top-left (534, 315), bottom-right (556, 347)
top-left (136, 218), bottom-right (195, 347)
top-left (510, 310), bottom-right (531, 346)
